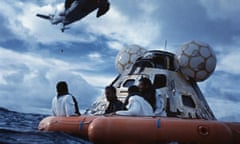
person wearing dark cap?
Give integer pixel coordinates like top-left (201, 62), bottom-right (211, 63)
top-left (138, 77), bottom-right (156, 111)
top-left (52, 81), bottom-right (80, 116)
top-left (104, 86), bottom-right (125, 114)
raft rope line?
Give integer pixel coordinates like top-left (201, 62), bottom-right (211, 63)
top-left (54, 118), bottom-right (94, 127)
top-left (156, 119), bottom-right (161, 128)
top-left (55, 118), bottom-right (162, 130)
top-left (79, 117), bottom-right (94, 131)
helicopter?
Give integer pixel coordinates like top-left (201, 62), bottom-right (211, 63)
top-left (36, 0), bottom-right (110, 32)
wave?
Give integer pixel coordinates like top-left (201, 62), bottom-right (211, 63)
top-left (0, 128), bottom-right (91, 144)
top-left (0, 106), bottom-right (92, 144)
top-left (0, 107), bottom-right (12, 113)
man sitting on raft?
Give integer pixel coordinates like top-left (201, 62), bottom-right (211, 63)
top-left (116, 85), bottom-right (153, 116)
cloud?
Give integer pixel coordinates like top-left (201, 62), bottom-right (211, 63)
top-left (0, 47), bottom-right (100, 114)
top-left (206, 97), bottom-right (240, 121)
top-left (199, 0), bottom-right (240, 45)
top-left (88, 52), bottom-right (104, 63)
top-left (199, 0), bottom-right (240, 21)
top-left (80, 2), bottom-right (161, 49)
top-left (200, 72), bottom-right (240, 99)
top-left (80, 73), bottom-right (116, 88)
top-left (217, 51), bottom-right (240, 75)
top-left (198, 70), bottom-right (240, 121)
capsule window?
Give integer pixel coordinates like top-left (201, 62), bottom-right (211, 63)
top-left (182, 95), bottom-right (196, 108)
top-left (122, 79), bottom-right (135, 88)
top-left (153, 74), bottom-right (167, 89)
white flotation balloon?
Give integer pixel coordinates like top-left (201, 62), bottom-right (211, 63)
top-left (177, 41), bottom-right (217, 82)
top-left (115, 45), bottom-right (147, 74)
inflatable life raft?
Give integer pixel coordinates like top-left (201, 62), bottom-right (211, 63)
top-left (38, 116), bottom-right (240, 144)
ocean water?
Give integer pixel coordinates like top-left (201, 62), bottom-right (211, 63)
top-left (0, 107), bottom-right (92, 144)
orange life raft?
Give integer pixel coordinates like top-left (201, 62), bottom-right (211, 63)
top-left (38, 116), bottom-right (240, 144)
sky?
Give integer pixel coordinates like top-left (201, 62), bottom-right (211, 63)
top-left (0, 0), bottom-right (239, 121)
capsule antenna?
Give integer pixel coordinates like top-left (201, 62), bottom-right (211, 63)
top-left (164, 40), bottom-right (168, 50)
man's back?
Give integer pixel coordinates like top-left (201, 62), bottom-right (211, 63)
top-left (52, 94), bottom-right (77, 116)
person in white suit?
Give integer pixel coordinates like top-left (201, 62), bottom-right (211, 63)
top-left (116, 85), bottom-right (153, 116)
top-left (52, 81), bottom-right (80, 117)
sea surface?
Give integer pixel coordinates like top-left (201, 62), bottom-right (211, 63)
top-left (0, 107), bottom-right (92, 144)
